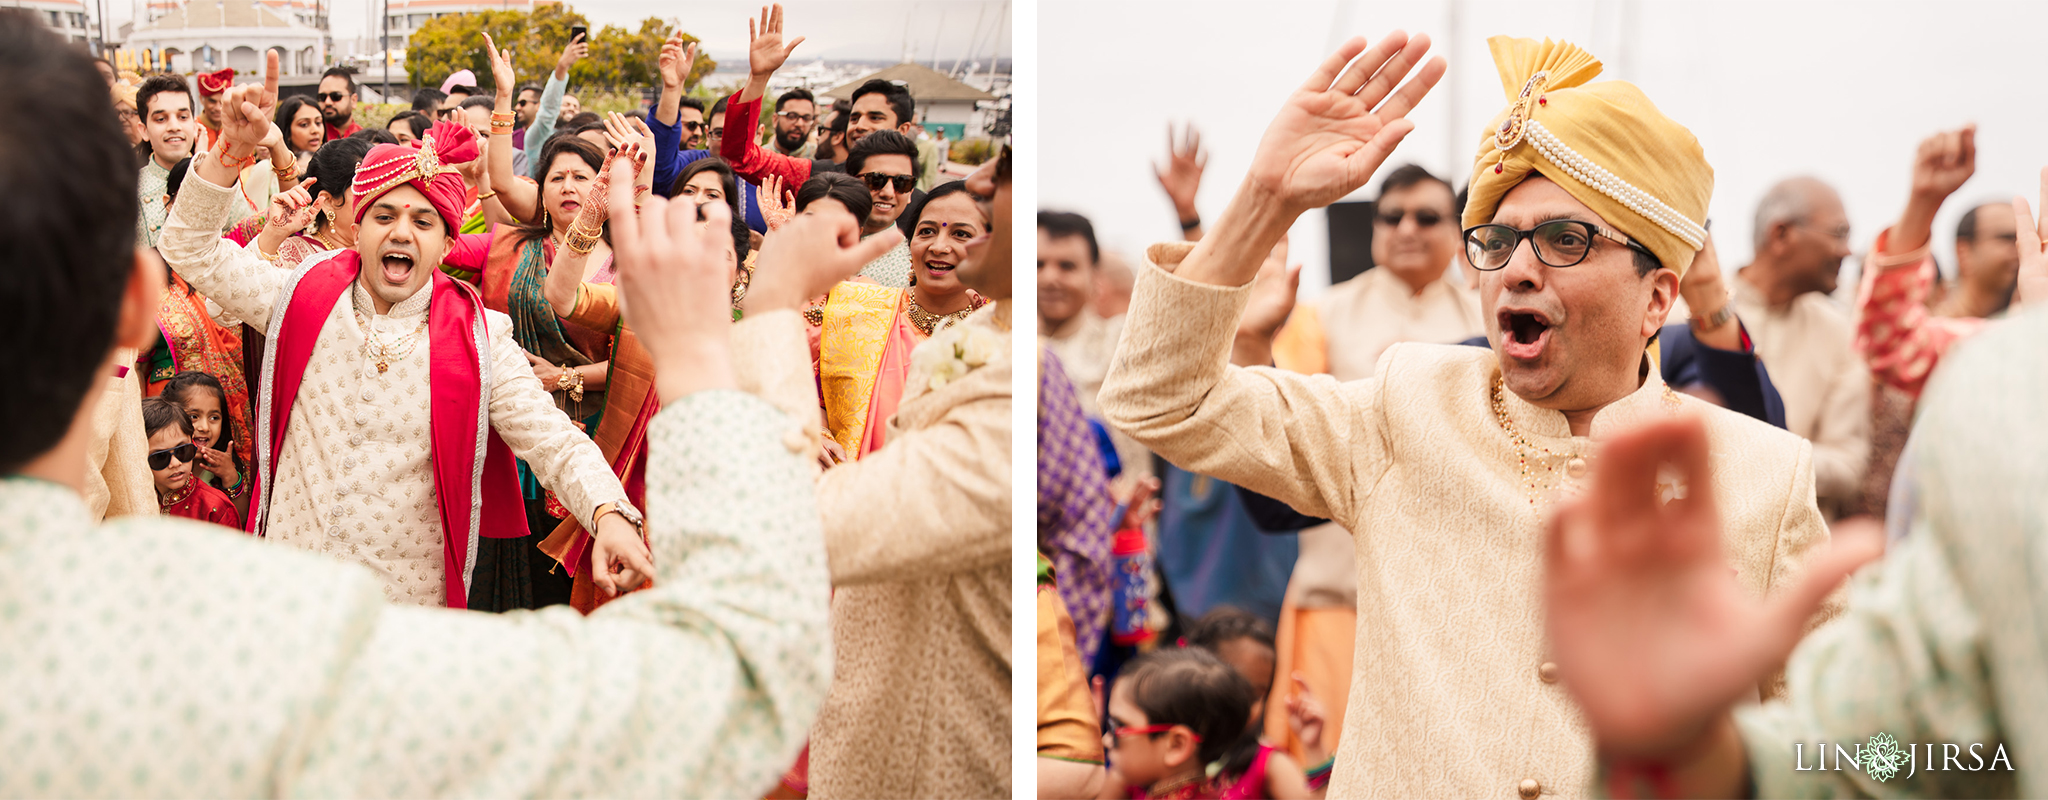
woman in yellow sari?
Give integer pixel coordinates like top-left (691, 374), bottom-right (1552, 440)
top-left (808, 177), bottom-right (989, 463)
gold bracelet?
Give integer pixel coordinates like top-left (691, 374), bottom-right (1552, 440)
top-left (564, 230), bottom-right (599, 255)
top-left (254, 247), bottom-right (279, 262)
top-left (476, 189), bottom-right (498, 201)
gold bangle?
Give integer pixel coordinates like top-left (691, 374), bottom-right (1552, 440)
top-left (491, 111), bottom-right (516, 123)
top-left (564, 231), bottom-right (599, 255)
top-left (254, 247), bottom-right (279, 262)
top-left (476, 189), bottom-right (498, 201)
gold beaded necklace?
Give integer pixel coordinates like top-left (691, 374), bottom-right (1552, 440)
top-left (1492, 376), bottom-right (1682, 506)
top-left (905, 292), bottom-right (985, 336)
top-left (158, 476), bottom-right (195, 508)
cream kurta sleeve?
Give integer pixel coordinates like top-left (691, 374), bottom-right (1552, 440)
top-left (1098, 243), bottom-right (1391, 525)
top-left (0, 392), bottom-right (829, 797)
top-left (732, 307), bottom-right (1009, 586)
top-left (480, 309), bottom-right (632, 528)
top-left (156, 156), bottom-right (292, 332)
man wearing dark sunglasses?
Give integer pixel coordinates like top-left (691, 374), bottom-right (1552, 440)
top-left (315, 65), bottom-right (361, 142)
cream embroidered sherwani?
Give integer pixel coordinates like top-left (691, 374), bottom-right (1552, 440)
top-left (83, 349), bottom-right (156, 521)
top-left (0, 389), bottom-right (832, 797)
top-left (1100, 243), bottom-right (1831, 799)
top-left (158, 163), bottom-right (630, 606)
top-left (1731, 274), bottom-right (1871, 519)
top-left (739, 304), bottom-right (1012, 799)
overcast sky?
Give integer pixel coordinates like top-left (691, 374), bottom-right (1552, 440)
top-left (1042, 0), bottom-right (2048, 299)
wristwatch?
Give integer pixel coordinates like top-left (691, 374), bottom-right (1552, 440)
top-left (593, 501), bottom-right (645, 539)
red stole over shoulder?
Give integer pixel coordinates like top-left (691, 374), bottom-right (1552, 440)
top-left (252, 250), bottom-right (528, 609)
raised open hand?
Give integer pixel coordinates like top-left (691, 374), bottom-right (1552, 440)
top-left (1247, 32), bottom-right (1445, 214)
top-left (748, 4), bottom-right (805, 78)
top-left (759, 173), bottom-right (795, 231)
top-left (602, 111), bottom-right (653, 163)
top-left (1154, 122), bottom-right (1207, 216)
top-left (2013, 167), bottom-right (2048, 309)
top-left (1910, 124), bottom-right (1976, 202)
top-left (267, 177), bottom-right (319, 231)
top-left (482, 32), bottom-right (516, 100)
top-left (218, 50), bottom-right (280, 150)
top-left (658, 31), bottom-right (698, 90)
top-left (1543, 417), bottom-right (1882, 761)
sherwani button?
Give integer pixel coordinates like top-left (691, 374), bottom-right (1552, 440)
top-left (1565, 457), bottom-right (1588, 478)
top-left (361, 390), bottom-right (374, 402)
top-left (1519, 778), bottom-right (1541, 798)
top-left (1538, 662), bottom-right (1559, 684)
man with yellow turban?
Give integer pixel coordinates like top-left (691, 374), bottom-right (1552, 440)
top-left (1099, 33), bottom-right (1834, 797)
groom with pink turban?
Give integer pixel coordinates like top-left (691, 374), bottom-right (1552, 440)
top-left (159, 53), bottom-right (647, 611)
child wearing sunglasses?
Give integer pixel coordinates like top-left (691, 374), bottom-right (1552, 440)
top-left (141, 397), bottom-right (240, 530)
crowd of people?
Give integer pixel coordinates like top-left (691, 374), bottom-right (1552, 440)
top-left (7, 2), bottom-right (1010, 796)
top-left (1036, 31), bottom-right (2042, 800)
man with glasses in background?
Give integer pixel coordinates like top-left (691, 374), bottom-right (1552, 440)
top-left (1730, 177), bottom-right (1870, 519)
top-left (316, 66), bottom-right (361, 142)
top-left (1100, 33), bottom-right (1839, 797)
top-left (772, 87), bottom-right (816, 158)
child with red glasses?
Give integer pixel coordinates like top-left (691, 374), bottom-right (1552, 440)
top-left (1180, 609), bottom-right (1324, 799)
top-left (1100, 648), bottom-right (1255, 799)
top-left (141, 397), bottom-right (240, 530)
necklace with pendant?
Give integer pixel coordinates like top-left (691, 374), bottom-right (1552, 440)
top-left (355, 307), bottom-right (428, 374)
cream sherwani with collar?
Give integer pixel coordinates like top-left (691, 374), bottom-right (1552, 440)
top-left (735, 303), bottom-right (1012, 799)
top-left (1100, 242), bottom-right (1831, 799)
top-left (158, 160), bottom-right (630, 607)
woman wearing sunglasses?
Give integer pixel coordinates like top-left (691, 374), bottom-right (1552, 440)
top-left (140, 397), bottom-right (240, 530)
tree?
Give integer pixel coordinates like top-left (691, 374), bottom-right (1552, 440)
top-left (405, 6), bottom-right (713, 93)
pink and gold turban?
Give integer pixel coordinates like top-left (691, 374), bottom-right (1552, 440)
top-left (350, 121), bottom-right (479, 234)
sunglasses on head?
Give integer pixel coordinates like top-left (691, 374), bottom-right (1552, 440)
top-left (319, 91), bottom-right (348, 103)
top-left (436, 108), bottom-right (457, 119)
top-left (147, 442), bottom-right (197, 471)
top-left (1377, 208), bottom-right (1444, 228)
top-left (859, 172), bottom-right (914, 193)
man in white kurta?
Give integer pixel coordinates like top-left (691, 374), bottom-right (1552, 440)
top-left (159, 132), bottom-right (629, 608)
top-left (1100, 36), bottom-right (1833, 798)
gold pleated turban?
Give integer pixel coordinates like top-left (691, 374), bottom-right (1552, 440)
top-left (1461, 37), bottom-right (1712, 277)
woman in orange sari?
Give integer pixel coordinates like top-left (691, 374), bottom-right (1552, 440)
top-left (808, 177), bottom-right (989, 463)
top-left (142, 158), bottom-right (252, 480)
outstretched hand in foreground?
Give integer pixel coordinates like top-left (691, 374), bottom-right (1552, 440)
top-left (1543, 417), bottom-right (1881, 789)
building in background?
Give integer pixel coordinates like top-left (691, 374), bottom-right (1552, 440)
top-left (822, 62), bottom-right (998, 140)
top-left (381, 0), bottom-right (531, 51)
top-left (4, 0), bottom-right (101, 49)
top-left (124, 0), bottom-right (323, 82)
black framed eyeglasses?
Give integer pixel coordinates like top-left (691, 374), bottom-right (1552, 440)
top-left (1462, 220), bottom-right (1656, 271)
top-left (859, 172), bottom-right (914, 193)
top-left (776, 111), bottom-right (816, 123)
top-left (147, 442), bottom-right (197, 470)
top-left (1377, 208), bottom-right (1444, 228)
top-left (319, 91), bottom-right (349, 103)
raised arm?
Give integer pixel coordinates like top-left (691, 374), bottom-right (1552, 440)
top-left (517, 39), bottom-right (577, 177)
top-left (484, 33), bottom-right (539, 223)
top-left (161, 51), bottom-right (293, 330)
top-left (1170, 33), bottom-right (1443, 289)
top-left (1155, 122), bottom-right (1207, 242)
top-left (719, 5), bottom-right (813, 189)
top-left (737, 3), bottom-right (804, 106)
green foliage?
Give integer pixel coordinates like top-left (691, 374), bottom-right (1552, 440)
top-left (403, 5), bottom-right (714, 94)
top-left (352, 103), bottom-right (411, 132)
top-left (949, 137), bottom-right (996, 166)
